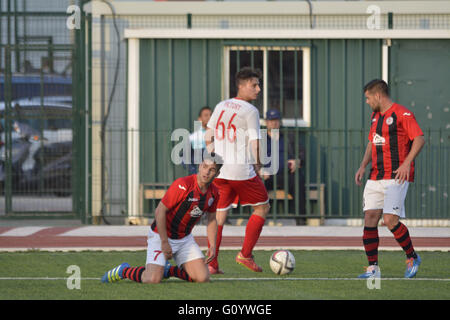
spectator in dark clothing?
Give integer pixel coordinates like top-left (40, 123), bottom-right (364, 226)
top-left (260, 109), bottom-right (306, 222)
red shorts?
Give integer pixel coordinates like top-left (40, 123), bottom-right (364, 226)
top-left (213, 176), bottom-right (269, 211)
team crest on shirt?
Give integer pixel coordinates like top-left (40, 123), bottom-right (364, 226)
top-left (372, 133), bottom-right (386, 146)
top-left (208, 197), bottom-right (214, 207)
top-left (190, 205), bottom-right (204, 218)
top-left (386, 116), bottom-right (393, 125)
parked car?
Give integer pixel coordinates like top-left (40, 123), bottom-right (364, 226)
top-left (0, 96), bottom-right (72, 196)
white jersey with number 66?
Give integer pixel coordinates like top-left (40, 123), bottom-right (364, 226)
top-left (207, 98), bottom-right (261, 180)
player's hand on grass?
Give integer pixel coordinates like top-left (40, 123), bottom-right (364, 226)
top-left (205, 246), bottom-right (216, 264)
top-left (393, 163), bottom-right (410, 184)
top-left (355, 167), bottom-right (366, 186)
top-left (161, 240), bottom-right (173, 260)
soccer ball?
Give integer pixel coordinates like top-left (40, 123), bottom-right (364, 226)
top-left (269, 250), bottom-right (295, 275)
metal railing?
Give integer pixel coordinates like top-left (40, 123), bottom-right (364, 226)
top-left (0, 2), bottom-right (87, 219)
top-left (113, 127), bottom-right (449, 223)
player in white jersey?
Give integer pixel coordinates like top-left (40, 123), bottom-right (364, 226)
top-left (205, 67), bottom-right (270, 273)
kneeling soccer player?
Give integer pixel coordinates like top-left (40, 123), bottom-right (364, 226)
top-left (101, 154), bottom-right (222, 283)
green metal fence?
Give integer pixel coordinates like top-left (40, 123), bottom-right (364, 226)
top-left (2, 1), bottom-right (449, 224)
top-left (135, 127), bottom-right (449, 222)
top-left (0, 1), bottom-right (87, 219)
top-left (304, 128), bottom-right (449, 220)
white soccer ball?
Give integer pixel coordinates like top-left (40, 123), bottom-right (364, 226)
top-left (269, 250), bottom-right (295, 275)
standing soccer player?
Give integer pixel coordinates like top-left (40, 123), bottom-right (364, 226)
top-left (205, 67), bottom-right (270, 274)
top-left (355, 79), bottom-right (425, 279)
top-left (101, 154), bottom-right (221, 284)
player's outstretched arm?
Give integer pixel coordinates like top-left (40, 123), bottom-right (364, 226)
top-left (355, 141), bottom-right (372, 186)
top-left (155, 202), bottom-right (173, 260)
top-left (205, 212), bottom-right (218, 264)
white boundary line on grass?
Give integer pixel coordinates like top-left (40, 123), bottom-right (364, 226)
top-left (211, 277), bottom-right (450, 282)
top-left (0, 277), bottom-right (448, 282)
top-left (0, 246), bottom-right (449, 252)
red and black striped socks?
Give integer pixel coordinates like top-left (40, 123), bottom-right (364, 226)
top-left (167, 266), bottom-right (193, 282)
top-left (390, 222), bottom-right (417, 259)
top-left (122, 265), bottom-right (193, 283)
top-left (364, 222), bottom-right (417, 264)
top-left (363, 226), bottom-right (379, 265)
top-left (122, 266), bottom-right (145, 283)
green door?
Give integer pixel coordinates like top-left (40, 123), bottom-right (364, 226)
top-left (390, 39), bottom-right (450, 218)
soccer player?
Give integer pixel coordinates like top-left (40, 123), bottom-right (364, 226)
top-left (355, 79), bottom-right (425, 279)
top-left (101, 154), bottom-right (222, 284)
top-left (205, 67), bottom-right (270, 274)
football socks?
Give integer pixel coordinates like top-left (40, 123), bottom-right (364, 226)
top-left (390, 222), bottom-right (418, 259)
top-left (241, 214), bottom-right (265, 258)
top-left (167, 266), bottom-right (193, 282)
top-left (363, 226), bottom-right (379, 265)
top-left (122, 266), bottom-right (145, 283)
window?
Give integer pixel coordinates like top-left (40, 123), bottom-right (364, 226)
top-left (224, 45), bottom-right (310, 127)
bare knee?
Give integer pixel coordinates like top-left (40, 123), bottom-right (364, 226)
top-left (253, 203), bottom-right (270, 218)
top-left (183, 261), bottom-right (210, 283)
top-left (364, 210), bottom-right (382, 227)
top-left (383, 214), bottom-right (399, 230)
top-left (193, 273), bottom-right (210, 283)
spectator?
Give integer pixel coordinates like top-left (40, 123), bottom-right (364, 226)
top-left (185, 106), bottom-right (212, 174)
top-left (261, 109), bottom-right (306, 223)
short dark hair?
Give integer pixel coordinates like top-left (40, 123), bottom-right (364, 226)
top-left (198, 106), bottom-right (211, 117)
top-left (363, 79), bottom-right (390, 97)
top-left (202, 152), bottom-right (223, 172)
top-left (235, 67), bottom-right (261, 89)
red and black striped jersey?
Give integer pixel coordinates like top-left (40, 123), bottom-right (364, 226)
top-left (368, 103), bottom-right (423, 182)
top-left (151, 174), bottom-right (219, 239)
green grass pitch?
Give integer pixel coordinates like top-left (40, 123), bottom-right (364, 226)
top-left (0, 250), bottom-right (448, 300)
